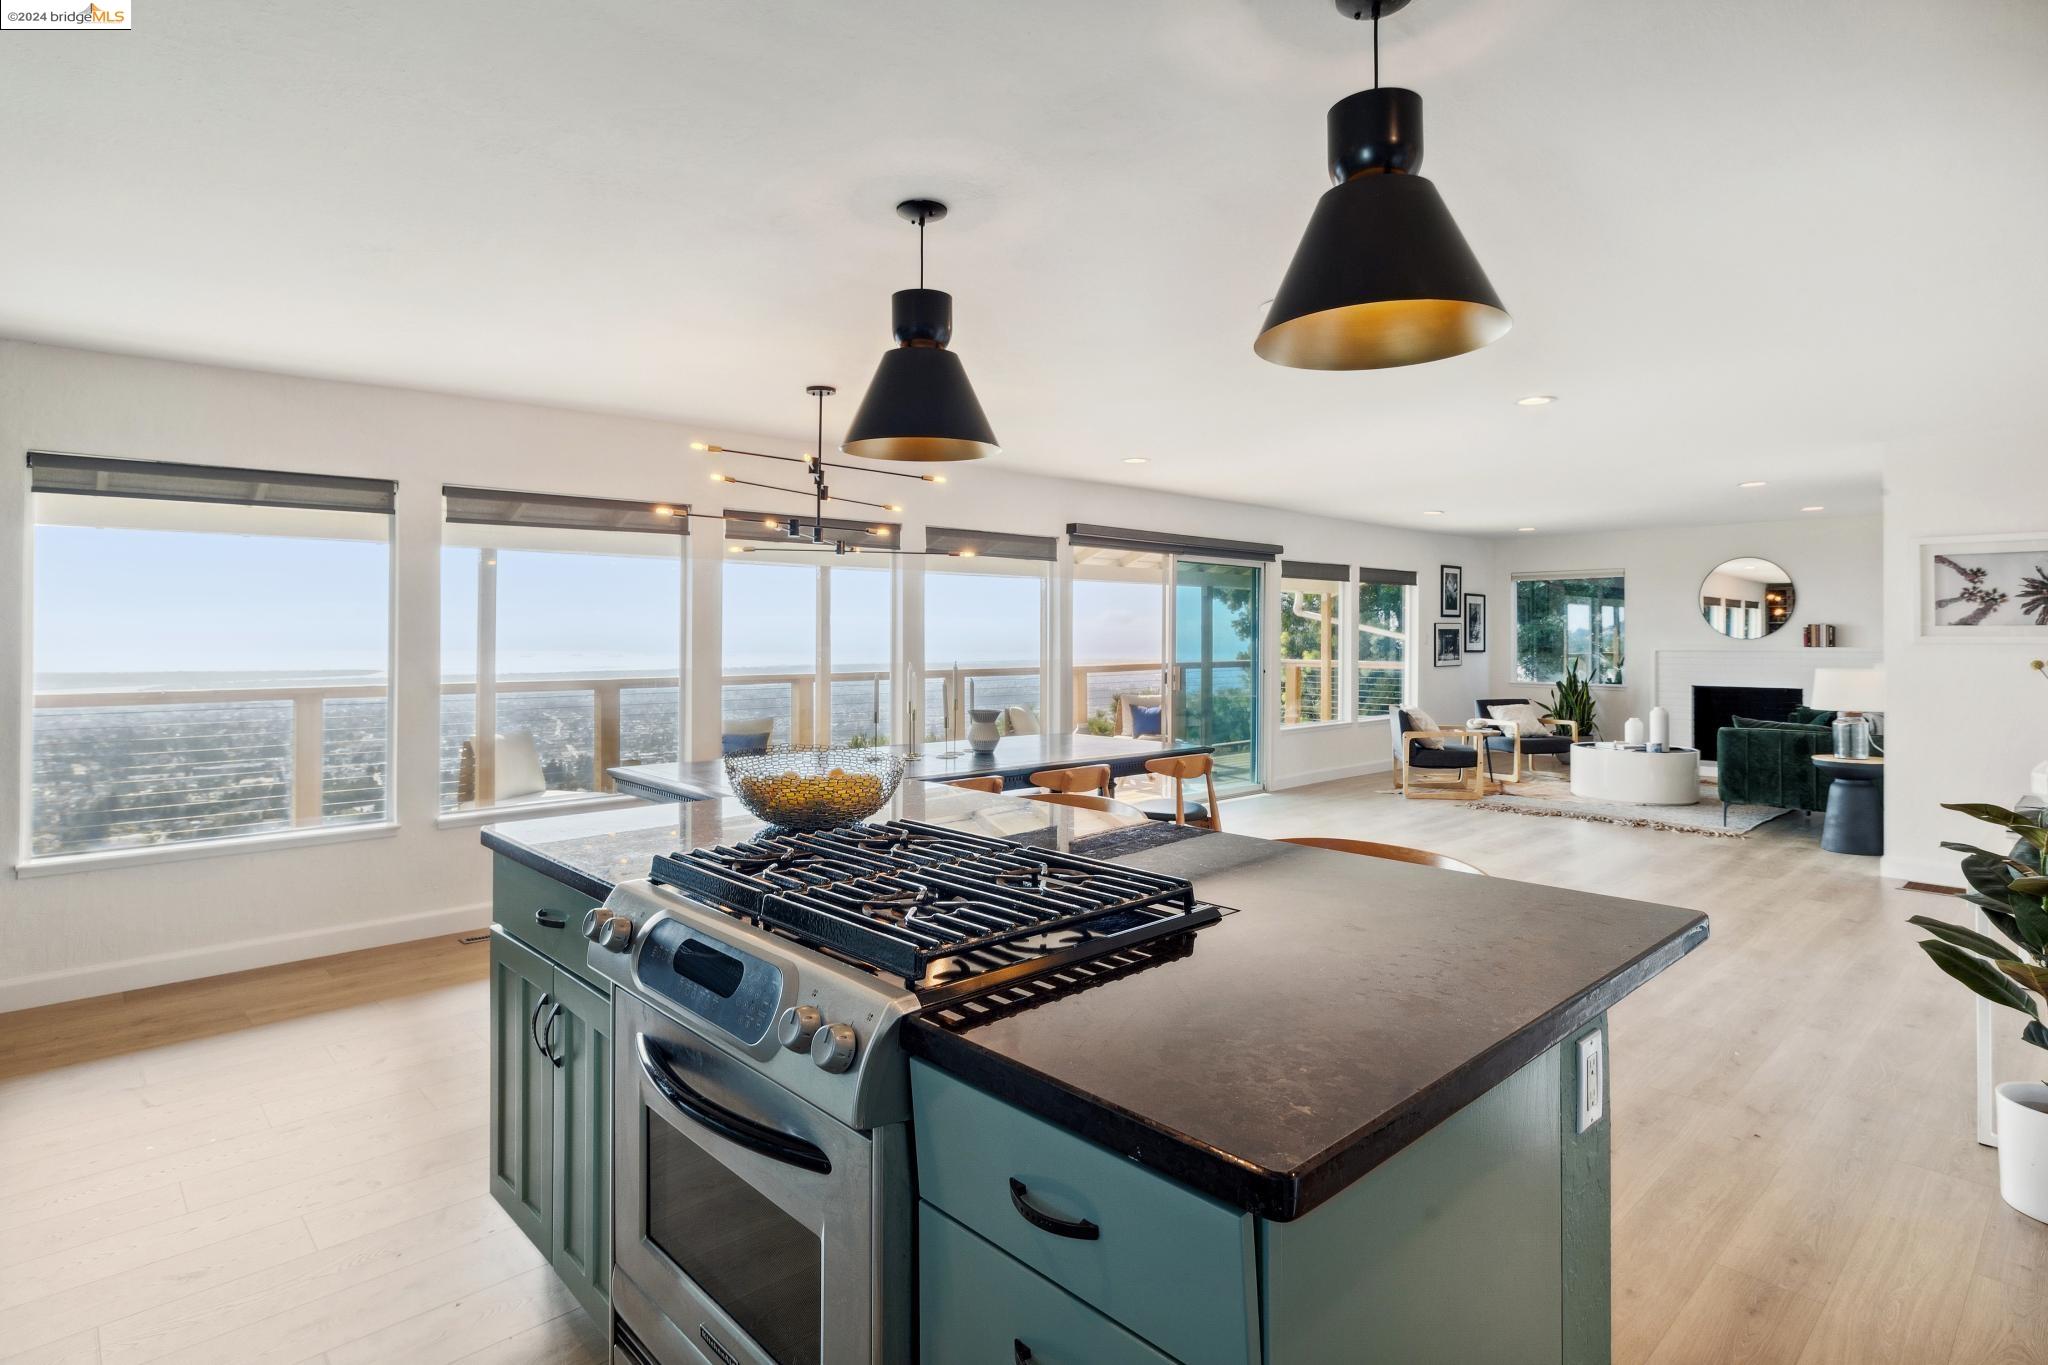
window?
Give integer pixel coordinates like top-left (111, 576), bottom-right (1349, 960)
top-left (28, 453), bottom-right (395, 857)
top-left (1278, 561), bottom-right (1346, 725)
top-left (1514, 575), bottom-right (1626, 684)
top-left (441, 487), bottom-right (685, 811)
top-left (923, 528), bottom-right (1053, 740)
top-left (721, 513), bottom-right (897, 750)
top-left (1071, 545), bottom-right (1167, 739)
top-left (1356, 570), bottom-right (1414, 719)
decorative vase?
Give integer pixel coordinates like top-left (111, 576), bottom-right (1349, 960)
top-left (1996, 1082), bottom-right (2048, 1224)
top-left (1624, 717), bottom-right (1646, 746)
top-left (967, 708), bottom-right (1002, 754)
top-left (1648, 706), bottom-right (1670, 751)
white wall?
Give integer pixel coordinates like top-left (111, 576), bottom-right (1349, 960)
top-left (1881, 442), bottom-right (2048, 885)
top-left (0, 339), bottom-right (1492, 1007)
top-left (1482, 516), bottom-right (1884, 742)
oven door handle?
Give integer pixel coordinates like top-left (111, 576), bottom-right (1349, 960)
top-left (637, 1035), bottom-right (833, 1175)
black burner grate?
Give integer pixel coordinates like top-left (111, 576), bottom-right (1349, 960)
top-left (650, 820), bottom-right (1219, 991)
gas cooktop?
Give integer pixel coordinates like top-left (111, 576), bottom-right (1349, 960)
top-left (648, 819), bottom-right (1222, 1000)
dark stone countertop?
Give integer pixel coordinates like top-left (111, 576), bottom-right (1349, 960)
top-left (483, 794), bottom-right (1707, 1222)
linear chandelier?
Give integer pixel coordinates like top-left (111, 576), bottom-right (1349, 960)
top-left (691, 386), bottom-right (972, 557)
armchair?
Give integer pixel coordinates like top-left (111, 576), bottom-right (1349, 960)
top-left (1474, 698), bottom-right (1580, 783)
top-left (1390, 706), bottom-right (1492, 800)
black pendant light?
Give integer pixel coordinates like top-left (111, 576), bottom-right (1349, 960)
top-left (1255, 0), bottom-right (1509, 370)
top-left (842, 199), bottom-right (1000, 463)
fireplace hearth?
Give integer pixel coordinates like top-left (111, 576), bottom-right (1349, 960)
top-left (1692, 685), bottom-right (1804, 761)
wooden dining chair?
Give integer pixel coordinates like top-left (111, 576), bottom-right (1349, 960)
top-left (1026, 764), bottom-right (1112, 797)
top-left (1135, 754), bottom-right (1220, 831)
top-left (1022, 791), bottom-right (1145, 819)
top-left (1276, 836), bottom-right (1487, 876)
top-left (946, 776), bottom-right (1005, 794)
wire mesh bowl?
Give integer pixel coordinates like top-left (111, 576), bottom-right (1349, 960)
top-left (723, 745), bottom-right (908, 831)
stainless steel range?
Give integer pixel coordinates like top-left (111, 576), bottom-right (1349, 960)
top-left (584, 820), bottom-right (1219, 1365)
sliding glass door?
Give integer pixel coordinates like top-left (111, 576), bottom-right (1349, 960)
top-left (1171, 558), bottom-right (1261, 790)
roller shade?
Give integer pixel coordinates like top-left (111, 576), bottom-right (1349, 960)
top-left (30, 451), bottom-right (395, 515)
top-left (1281, 559), bottom-right (1348, 583)
top-left (926, 526), bottom-right (1057, 561)
top-left (444, 486), bottom-right (687, 534)
top-left (724, 509), bottom-right (899, 550)
top-left (1066, 523), bottom-right (1282, 562)
top-left (1358, 566), bottom-right (1419, 586)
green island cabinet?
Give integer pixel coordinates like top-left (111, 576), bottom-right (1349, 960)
top-left (488, 856), bottom-right (611, 1324)
top-left (911, 1016), bottom-right (1611, 1365)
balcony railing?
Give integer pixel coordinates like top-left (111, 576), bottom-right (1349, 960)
top-left (1278, 658), bottom-right (1408, 723)
top-left (29, 658), bottom-right (1284, 858)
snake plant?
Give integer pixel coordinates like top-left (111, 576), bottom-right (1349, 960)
top-left (1546, 659), bottom-right (1599, 739)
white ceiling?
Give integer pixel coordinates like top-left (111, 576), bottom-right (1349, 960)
top-left (2, 1), bottom-right (2043, 534)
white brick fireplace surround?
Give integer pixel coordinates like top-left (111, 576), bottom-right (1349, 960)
top-left (1654, 649), bottom-right (1882, 762)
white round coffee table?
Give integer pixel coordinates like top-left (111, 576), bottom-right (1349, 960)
top-left (1569, 744), bottom-right (1700, 806)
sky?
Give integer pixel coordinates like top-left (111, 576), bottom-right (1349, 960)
top-left (35, 526), bottom-right (1172, 686)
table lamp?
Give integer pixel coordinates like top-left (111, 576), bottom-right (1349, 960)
top-left (1811, 666), bottom-right (1884, 759)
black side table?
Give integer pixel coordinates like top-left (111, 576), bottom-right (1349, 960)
top-left (1813, 755), bottom-right (1884, 855)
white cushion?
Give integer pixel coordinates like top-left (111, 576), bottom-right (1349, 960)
top-left (1405, 707), bottom-right (1445, 749)
top-left (1488, 702), bottom-right (1554, 737)
top-left (1002, 705), bottom-right (1039, 736)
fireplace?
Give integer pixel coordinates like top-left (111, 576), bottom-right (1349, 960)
top-left (1692, 684), bottom-right (1804, 761)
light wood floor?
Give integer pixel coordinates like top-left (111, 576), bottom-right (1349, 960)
top-left (2, 775), bottom-right (2041, 1364)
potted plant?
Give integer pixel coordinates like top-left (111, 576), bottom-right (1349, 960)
top-left (1546, 659), bottom-right (1600, 741)
top-left (1910, 800), bottom-right (2048, 1221)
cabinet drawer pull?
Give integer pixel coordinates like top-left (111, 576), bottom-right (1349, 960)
top-left (1008, 1177), bottom-right (1100, 1240)
top-left (535, 909), bottom-right (568, 929)
top-left (1013, 1340), bottom-right (1033, 1364)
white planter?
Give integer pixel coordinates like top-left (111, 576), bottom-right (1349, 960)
top-left (1996, 1081), bottom-right (2048, 1223)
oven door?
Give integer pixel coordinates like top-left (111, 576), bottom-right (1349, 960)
top-left (614, 989), bottom-right (880, 1365)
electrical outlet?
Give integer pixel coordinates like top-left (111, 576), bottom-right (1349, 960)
top-left (1576, 1031), bottom-right (1605, 1133)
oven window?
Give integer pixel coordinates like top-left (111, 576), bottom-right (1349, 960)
top-left (646, 1113), bottom-right (822, 1365)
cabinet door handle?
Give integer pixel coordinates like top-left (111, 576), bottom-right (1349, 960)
top-left (542, 1002), bottom-right (565, 1068)
top-left (535, 909), bottom-right (568, 930)
top-left (1013, 1341), bottom-right (1033, 1364)
top-left (1008, 1177), bottom-right (1100, 1240)
top-left (529, 992), bottom-right (553, 1061)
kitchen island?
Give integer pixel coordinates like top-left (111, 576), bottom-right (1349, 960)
top-left (484, 787), bottom-right (1706, 1363)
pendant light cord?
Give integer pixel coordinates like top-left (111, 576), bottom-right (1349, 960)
top-left (1372, 3), bottom-right (1379, 88)
top-left (917, 213), bottom-right (926, 288)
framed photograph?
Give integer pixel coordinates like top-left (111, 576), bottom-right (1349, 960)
top-left (1434, 622), bottom-right (1462, 667)
top-left (1917, 533), bottom-right (2048, 640)
top-left (1464, 592), bottom-right (1487, 652)
top-left (1439, 564), bottom-right (1463, 617)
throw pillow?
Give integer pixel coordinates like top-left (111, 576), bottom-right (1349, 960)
top-left (1130, 704), bottom-right (1163, 737)
top-left (1732, 716), bottom-right (1828, 732)
top-left (1403, 707), bottom-right (1445, 749)
top-left (1787, 706), bottom-right (1837, 726)
top-left (1489, 702), bottom-right (1554, 736)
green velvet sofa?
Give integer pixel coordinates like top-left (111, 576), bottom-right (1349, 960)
top-left (1715, 708), bottom-right (1838, 814)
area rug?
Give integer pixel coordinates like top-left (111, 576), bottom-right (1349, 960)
top-left (1472, 771), bottom-right (1790, 838)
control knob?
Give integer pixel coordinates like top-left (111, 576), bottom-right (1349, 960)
top-left (811, 1022), bottom-right (859, 1074)
top-left (582, 910), bottom-right (633, 952)
top-left (777, 1004), bottom-right (824, 1053)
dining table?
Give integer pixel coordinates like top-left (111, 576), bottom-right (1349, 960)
top-left (607, 732), bottom-right (1215, 804)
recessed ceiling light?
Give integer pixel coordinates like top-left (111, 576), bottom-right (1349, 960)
top-left (1801, 505), bottom-right (1825, 512)
top-left (1516, 395), bottom-right (1556, 406)
top-left (1423, 509), bottom-right (1445, 516)
top-left (1517, 526), bottom-right (1537, 533)
top-left (1123, 456), bottom-right (1150, 465)
top-left (1738, 480), bottom-right (1767, 488)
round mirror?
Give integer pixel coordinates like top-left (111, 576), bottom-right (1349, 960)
top-left (1700, 558), bottom-right (1795, 639)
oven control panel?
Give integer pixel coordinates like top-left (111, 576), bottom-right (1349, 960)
top-left (635, 918), bottom-right (783, 1047)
